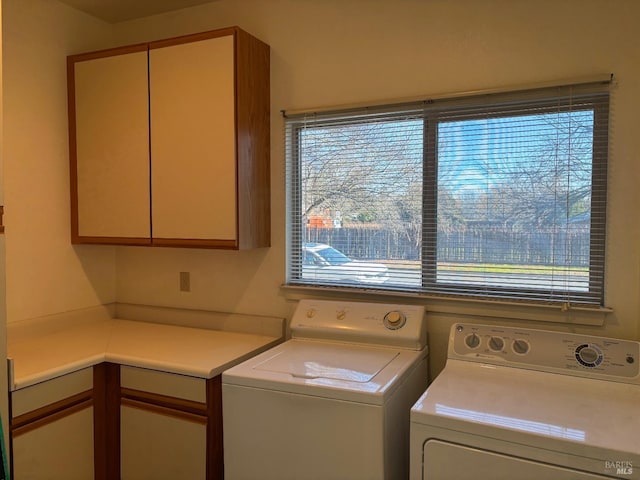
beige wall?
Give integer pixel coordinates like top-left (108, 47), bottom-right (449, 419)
top-left (111, 0), bottom-right (640, 376)
top-left (3, 0), bottom-right (639, 379)
top-left (2, 0), bottom-right (117, 323)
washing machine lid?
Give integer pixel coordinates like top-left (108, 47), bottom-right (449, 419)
top-left (223, 339), bottom-right (427, 404)
top-left (411, 359), bottom-right (640, 462)
top-left (254, 341), bottom-right (397, 382)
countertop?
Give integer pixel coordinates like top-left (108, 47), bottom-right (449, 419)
top-left (8, 310), bottom-right (284, 390)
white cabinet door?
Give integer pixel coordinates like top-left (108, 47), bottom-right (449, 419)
top-left (121, 405), bottom-right (207, 480)
top-left (72, 47), bottom-right (150, 242)
top-left (149, 35), bottom-right (237, 242)
top-left (120, 366), bottom-right (210, 479)
top-left (11, 368), bottom-right (95, 479)
top-left (13, 407), bottom-right (94, 480)
top-left (69, 27), bottom-right (270, 249)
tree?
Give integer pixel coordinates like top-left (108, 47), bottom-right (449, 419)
top-left (299, 118), bottom-right (423, 228)
top-left (437, 108), bottom-right (595, 229)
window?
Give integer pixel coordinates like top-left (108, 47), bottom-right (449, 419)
top-left (285, 80), bottom-right (610, 307)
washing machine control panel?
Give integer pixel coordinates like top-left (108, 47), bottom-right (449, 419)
top-left (451, 323), bottom-right (640, 384)
top-left (291, 299), bottom-right (427, 350)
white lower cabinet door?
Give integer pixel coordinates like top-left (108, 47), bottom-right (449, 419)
top-left (121, 405), bottom-right (207, 480)
top-left (12, 407), bottom-right (94, 480)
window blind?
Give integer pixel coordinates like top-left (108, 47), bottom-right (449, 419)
top-left (285, 79), bottom-right (610, 307)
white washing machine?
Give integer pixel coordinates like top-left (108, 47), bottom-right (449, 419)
top-left (222, 299), bottom-right (429, 480)
top-left (410, 323), bottom-right (640, 480)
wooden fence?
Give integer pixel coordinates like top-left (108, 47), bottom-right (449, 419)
top-left (304, 225), bottom-right (590, 266)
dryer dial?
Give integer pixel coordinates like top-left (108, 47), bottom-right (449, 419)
top-left (575, 344), bottom-right (603, 368)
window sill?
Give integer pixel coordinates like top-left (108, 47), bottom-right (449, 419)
top-left (280, 284), bottom-right (611, 326)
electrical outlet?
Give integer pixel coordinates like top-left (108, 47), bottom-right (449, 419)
top-left (179, 272), bottom-right (191, 292)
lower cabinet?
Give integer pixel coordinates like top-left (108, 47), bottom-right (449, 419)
top-left (11, 368), bottom-right (95, 480)
top-left (121, 406), bottom-right (207, 479)
top-left (13, 408), bottom-right (95, 480)
top-left (10, 364), bottom-right (223, 480)
top-left (119, 365), bottom-right (213, 480)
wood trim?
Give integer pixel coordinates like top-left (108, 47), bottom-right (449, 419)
top-left (206, 376), bottom-right (224, 480)
top-left (235, 28), bottom-right (271, 249)
top-left (93, 363), bottom-right (121, 480)
top-left (0, 206), bottom-right (4, 234)
top-left (68, 55), bottom-right (80, 243)
top-left (12, 399), bottom-right (92, 437)
top-left (68, 43), bottom-right (148, 63)
top-left (73, 235), bottom-right (151, 246)
top-left (151, 238), bottom-right (238, 249)
top-left (148, 27), bottom-right (238, 50)
top-left (11, 391), bottom-right (93, 436)
top-left (121, 398), bottom-right (207, 425)
top-left (120, 387), bottom-right (208, 417)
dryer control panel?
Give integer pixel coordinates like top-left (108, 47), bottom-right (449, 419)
top-left (450, 323), bottom-right (640, 385)
top-left (291, 299), bottom-right (427, 350)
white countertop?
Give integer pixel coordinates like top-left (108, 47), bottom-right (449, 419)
top-left (8, 314), bottom-right (284, 390)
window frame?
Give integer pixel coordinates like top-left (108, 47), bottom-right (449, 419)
top-left (285, 80), bottom-right (610, 308)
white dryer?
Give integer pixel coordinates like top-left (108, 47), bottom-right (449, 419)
top-left (222, 299), bottom-right (429, 480)
top-left (410, 323), bottom-right (640, 480)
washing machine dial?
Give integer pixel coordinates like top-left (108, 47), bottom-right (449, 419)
top-left (383, 311), bottom-right (406, 330)
top-left (465, 333), bottom-right (481, 349)
top-left (488, 336), bottom-right (505, 352)
top-left (512, 339), bottom-right (530, 355)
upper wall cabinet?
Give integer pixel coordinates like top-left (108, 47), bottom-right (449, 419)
top-left (68, 27), bottom-right (271, 249)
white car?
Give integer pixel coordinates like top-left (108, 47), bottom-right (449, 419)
top-left (302, 243), bottom-right (389, 285)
